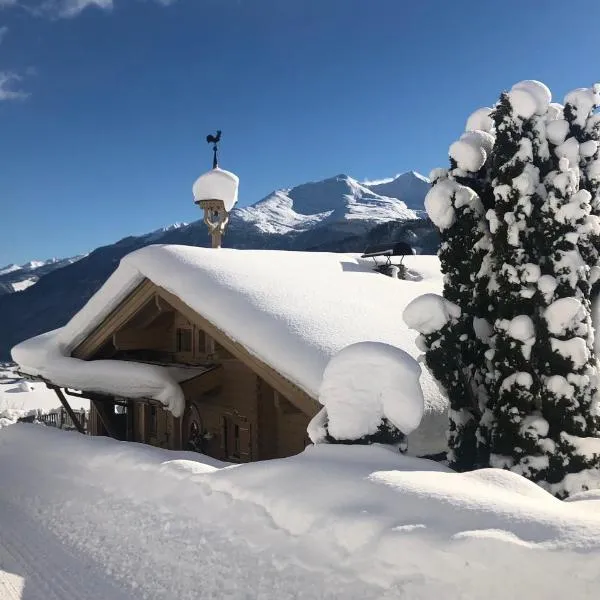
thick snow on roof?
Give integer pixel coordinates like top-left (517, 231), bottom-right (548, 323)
top-left (12, 246), bottom-right (446, 451)
top-left (192, 167), bottom-right (239, 212)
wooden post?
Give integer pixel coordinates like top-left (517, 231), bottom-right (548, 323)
top-left (50, 386), bottom-right (86, 434)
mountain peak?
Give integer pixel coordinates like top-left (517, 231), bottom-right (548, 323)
top-left (364, 170), bottom-right (430, 211)
top-left (233, 170), bottom-right (419, 235)
top-left (401, 170), bottom-right (430, 183)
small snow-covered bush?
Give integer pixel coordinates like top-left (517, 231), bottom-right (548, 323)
top-left (308, 342), bottom-right (424, 451)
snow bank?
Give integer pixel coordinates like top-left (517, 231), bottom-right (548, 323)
top-left (313, 342), bottom-right (424, 441)
top-left (12, 247), bottom-right (448, 455)
top-left (2, 425), bottom-right (600, 599)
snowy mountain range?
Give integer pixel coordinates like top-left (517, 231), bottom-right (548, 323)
top-left (0, 170), bottom-right (433, 359)
top-left (0, 256), bottom-right (85, 296)
top-left (234, 173), bottom-right (422, 235)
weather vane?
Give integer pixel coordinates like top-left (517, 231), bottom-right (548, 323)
top-left (206, 130), bottom-right (222, 169)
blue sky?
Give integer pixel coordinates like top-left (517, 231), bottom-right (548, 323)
top-left (1, 0), bottom-right (600, 265)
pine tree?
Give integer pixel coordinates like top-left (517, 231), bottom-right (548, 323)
top-left (420, 168), bottom-right (491, 471)
top-left (563, 86), bottom-right (600, 290)
top-left (485, 83), bottom-right (600, 495)
top-left (534, 86), bottom-right (600, 496)
top-left (407, 81), bottom-right (600, 495)
top-left (484, 92), bottom-right (549, 477)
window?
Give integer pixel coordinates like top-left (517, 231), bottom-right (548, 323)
top-left (176, 328), bottom-right (192, 352)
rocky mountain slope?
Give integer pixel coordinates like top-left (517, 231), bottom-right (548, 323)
top-left (0, 171), bottom-right (434, 359)
top-left (0, 256), bottom-right (85, 296)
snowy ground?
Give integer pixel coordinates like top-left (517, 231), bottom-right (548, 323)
top-left (0, 364), bottom-right (89, 427)
top-left (1, 425), bottom-right (600, 599)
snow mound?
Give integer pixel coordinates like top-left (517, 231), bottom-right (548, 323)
top-left (461, 129), bottom-right (495, 155)
top-left (581, 140), bottom-right (599, 158)
top-left (545, 298), bottom-right (587, 336)
top-left (546, 102), bottom-right (564, 122)
top-left (564, 85), bottom-right (600, 127)
top-left (424, 178), bottom-right (483, 231)
top-left (3, 426), bottom-right (600, 599)
top-left (449, 137), bottom-right (487, 172)
top-left (403, 293), bottom-right (461, 335)
top-left (500, 315), bottom-right (535, 343)
top-left (511, 80), bottom-right (552, 115)
top-left (315, 342), bottom-right (424, 441)
top-left (546, 119), bottom-right (570, 146)
top-left (555, 137), bottom-right (580, 168)
top-left (465, 107), bottom-right (494, 133)
top-left (192, 167), bottom-right (239, 212)
top-left (508, 87), bottom-right (538, 120)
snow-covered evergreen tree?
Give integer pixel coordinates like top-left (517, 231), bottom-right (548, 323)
top-left (534, 86), bottom-right (600, 495)
top-left (416, 154), bottom-right (492, 470)
top-left (483, 86), bottom-right (550, 478)
top-left (562, 86), bottom-right (600, 287)
top-left (406, 79), bottom-right (600, 496)
top-left (483, 81), bottom-right (600, 495)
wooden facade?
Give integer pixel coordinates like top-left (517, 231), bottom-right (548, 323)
top-left (75, 279), bottom-right (319, 463)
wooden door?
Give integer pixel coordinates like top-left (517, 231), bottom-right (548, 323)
top-left (222, 415), bottom-right (252, 462)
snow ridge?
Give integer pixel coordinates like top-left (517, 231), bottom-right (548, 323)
top-left (234, 173), bottom-right (425, 235)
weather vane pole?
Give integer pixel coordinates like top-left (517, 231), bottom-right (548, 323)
top-left (206, 130), bottom-right (222, 169)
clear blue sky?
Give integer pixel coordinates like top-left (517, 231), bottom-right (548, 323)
top-left (1, 0), bottom-right (599, 265)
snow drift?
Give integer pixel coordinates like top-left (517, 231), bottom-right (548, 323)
top-left (2, 425), bottom-right (600, 599)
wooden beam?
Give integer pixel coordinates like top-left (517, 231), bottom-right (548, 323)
top-left (49, 386), bottom-right (86, 434)
top-left (112, 325), bottom-right (171, 351)
top-left (180, 365), bottom-right (224, 397)
top-left (72, 279), bottom-right (156, 360)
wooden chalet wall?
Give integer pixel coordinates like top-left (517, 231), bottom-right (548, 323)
top-left (80, 282), bottom-right (316, 463)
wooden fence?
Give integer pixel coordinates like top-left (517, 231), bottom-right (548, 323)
top-left (38, 408), bottom-right (88, 433)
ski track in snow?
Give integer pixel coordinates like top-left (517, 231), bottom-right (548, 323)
top-left (0, 430), bottom-right (398, 600)
top-left (0, 497), bottom-right (135, 600)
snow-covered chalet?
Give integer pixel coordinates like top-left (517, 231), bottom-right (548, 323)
top-left (11, 161), bottom-right (446, 462)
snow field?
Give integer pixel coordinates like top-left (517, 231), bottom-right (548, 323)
top-left (2, 425), bottom-right (600, 599)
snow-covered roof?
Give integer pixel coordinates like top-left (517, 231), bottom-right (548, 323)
top-left (12, 246), bottom-right (445, 448)
top-left (192, 168), bottom-right (239, 212)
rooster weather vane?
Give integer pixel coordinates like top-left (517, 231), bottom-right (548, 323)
top-left (206, 130), bottom-right (222, 169)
